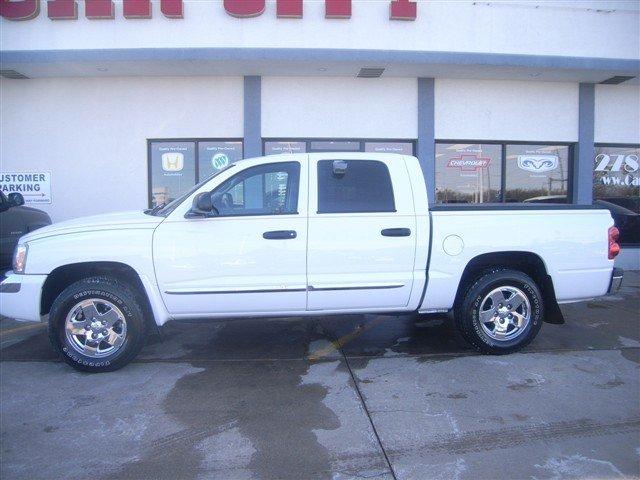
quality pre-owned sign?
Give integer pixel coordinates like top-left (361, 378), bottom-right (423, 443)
top-left (0, 172), bottom-right (52, 204)
top-left (0, 0), bottom-right (418, 21)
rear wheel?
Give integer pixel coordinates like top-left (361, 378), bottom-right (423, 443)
top-left (455, 268), bottom-right (543, 354)
top-left (48, 276), bottom-right (146, 372)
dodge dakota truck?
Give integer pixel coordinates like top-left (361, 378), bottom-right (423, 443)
top-left (0, 153), bottom-right (623, 372)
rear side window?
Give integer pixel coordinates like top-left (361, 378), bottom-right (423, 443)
top-left (317, 160), bottom-right (395, 213)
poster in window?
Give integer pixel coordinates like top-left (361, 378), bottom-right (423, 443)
top-left (435, 143), bottom-right (502, 204)
top-left (198, 141), bottom-right (243, 181)
top-left (593, 146), bottom-right (639, 209)
top-left (150, 142), bottom-right (196, 207)
top-left (505, 144), bottom-right (569, 203)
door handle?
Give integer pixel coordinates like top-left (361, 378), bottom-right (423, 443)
top-left (263, 230), bottom-right (297, 240)
top-left (381, 228), bottom-right (411, 237)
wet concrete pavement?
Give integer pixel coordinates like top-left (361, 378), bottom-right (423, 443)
top-left (1, 272), bottom-right (639, 479)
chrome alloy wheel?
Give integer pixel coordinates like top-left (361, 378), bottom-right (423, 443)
top-left (479, 286), bottom-right (531, 341)
top-left (64, 299), bottom-right (127, 358)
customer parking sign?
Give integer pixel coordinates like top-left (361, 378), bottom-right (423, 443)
top-left (0, 172), bottom-right (52, 204)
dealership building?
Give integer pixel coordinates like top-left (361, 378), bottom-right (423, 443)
top-left (1, 0), bottom-right (639, 267)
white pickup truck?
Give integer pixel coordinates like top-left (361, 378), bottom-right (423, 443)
top-left (0, 153), bottom-right (623, 372)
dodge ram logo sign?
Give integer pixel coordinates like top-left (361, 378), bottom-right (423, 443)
top-left (517, 155), bottom-right (558, 173)
top-left (1, 0), bottom-right (417, 21)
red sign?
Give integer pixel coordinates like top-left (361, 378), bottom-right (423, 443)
top-left (1, 0), bottom-right (416, 21)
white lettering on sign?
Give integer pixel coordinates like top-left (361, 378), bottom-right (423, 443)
top-left (594, 154), bottom-right (639, 173)
top-left (0, 172), bottom-right (52, 204)
top-left (594, 154), bottom-right (639, 189)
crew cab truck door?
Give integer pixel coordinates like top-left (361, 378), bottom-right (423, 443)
top-left (153, 157), bottom-right (308, 316)
top-left (307, 153), bottom-right (417, 311)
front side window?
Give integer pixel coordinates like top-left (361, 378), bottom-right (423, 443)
top-left (505, 144), bottom-right (570, 203)
top-left (435, 143), bottom-right (502, 204)
top-left (211, 162), bottom-right (300, 216)
top-left (317, 160), bottom-right (395, 213)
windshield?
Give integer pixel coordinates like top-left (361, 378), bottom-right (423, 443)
top-left (147, 164), bottom-right (236, 217)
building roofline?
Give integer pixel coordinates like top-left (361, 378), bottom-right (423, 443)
top-left (2, 48), bottom-right (639, 74)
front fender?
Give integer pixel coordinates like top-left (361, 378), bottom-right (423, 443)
top-left (25, 230), bottom-right (155, 277)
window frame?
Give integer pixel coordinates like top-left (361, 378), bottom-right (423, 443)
top-left (316, 159), bottom-right (397, 214)
top-left (435, 139), bottom-right (575, 206)
top-left (209, 161), bottom-right (301, 218)
top-left (147, 137), bottom-right (244, 208)
top-left (262, 138), bottom-right (416, 156)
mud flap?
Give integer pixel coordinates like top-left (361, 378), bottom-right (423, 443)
top-left (542, 275), bottom-right (565, 324)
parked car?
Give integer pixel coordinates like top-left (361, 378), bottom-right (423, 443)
top-left (0, 191), bottom-right (51, 271)
top-left (0, 153), bottom-right (623, 372)
top-left (524, 195), bottom-right (639, 245)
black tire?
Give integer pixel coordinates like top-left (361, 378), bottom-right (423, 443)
top-left (454, 268), bottom-right (543, 354)
top-left (48, 276), bottom-right (146, 372)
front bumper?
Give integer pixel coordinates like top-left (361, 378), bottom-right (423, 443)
top-left (0, 272), bottom-right (47, 322)
top-left (608, 267), bottom-right (624, 295)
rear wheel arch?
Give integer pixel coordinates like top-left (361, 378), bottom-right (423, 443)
top-left (454, 251), bottom-right (563, 324)
top-left (40, 262), bottom-right (157, 332)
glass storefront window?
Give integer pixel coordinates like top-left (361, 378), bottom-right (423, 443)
top-left (364, 142), bottom-right (413, 155)
top-left (149, 139), bottom-right (243, 208)
top-left (435, 143), bottom-right (502, 204)
top-left (593, 145), bottom-right (639, 245)
top-left (593, 146), bottom-right (639, 211)
top-left (150, 141), bottom-right (196, 208)
top-left (198, 141), bottom-right (243, 180)
top-left (264, 141), bottom-right (307, 155)
top-left (504, 144), bottom-right (570, 203)
top-left (265, 139), bottom-right (414, 156)
top-left (309, 141), bottom-right (360, 152)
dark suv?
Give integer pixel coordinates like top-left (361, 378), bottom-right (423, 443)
top-left (0, 192), bottom-right (51, 270)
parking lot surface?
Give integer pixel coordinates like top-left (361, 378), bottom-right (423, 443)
top-left (1, 272), bottom-right (639, 480)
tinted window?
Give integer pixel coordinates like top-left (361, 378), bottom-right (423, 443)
top-left (317, 160), bottom-right (395, 213)
top-left (365, 142), bottom-right (413, 155)
top-left (435, 143), bottom-right (502, 204)
top-left (264, 141), bottom-right (307, 155)
top-left (593, 146), bottom-right (639, 210)
top-left (150, 141), bottom-right (196, 208)
top-left (505, 144), bottom-right (570, 203)
top-left (198, 141), bottom-right (243, 179)
top-left (593, 145), bottom-right (639, 245)
top-left (211, 162), bottom-right (300, 216)
top-left (310, 141), bottom-right (360, 152)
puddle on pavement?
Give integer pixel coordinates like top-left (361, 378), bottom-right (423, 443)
top-left (104, 318), bottom-right (341, 480)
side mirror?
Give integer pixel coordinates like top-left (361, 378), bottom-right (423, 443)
top-left (7, 193), bottom-right (24, 207)
top-left (185, 192), bottom-right (217, 218)
top-left (332, 160), bottom-right (348, 178)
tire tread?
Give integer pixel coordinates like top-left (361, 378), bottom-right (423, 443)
top-left (48, 275), bottom-right (146, 372)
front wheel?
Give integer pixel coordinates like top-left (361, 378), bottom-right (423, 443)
top-left (48, 276), bottom-right (146, 372)
top-left (455, 268), bottom-right (543, 354)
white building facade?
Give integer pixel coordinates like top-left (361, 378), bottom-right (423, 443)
top-left (1, 0), bottom-right (639, 264)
